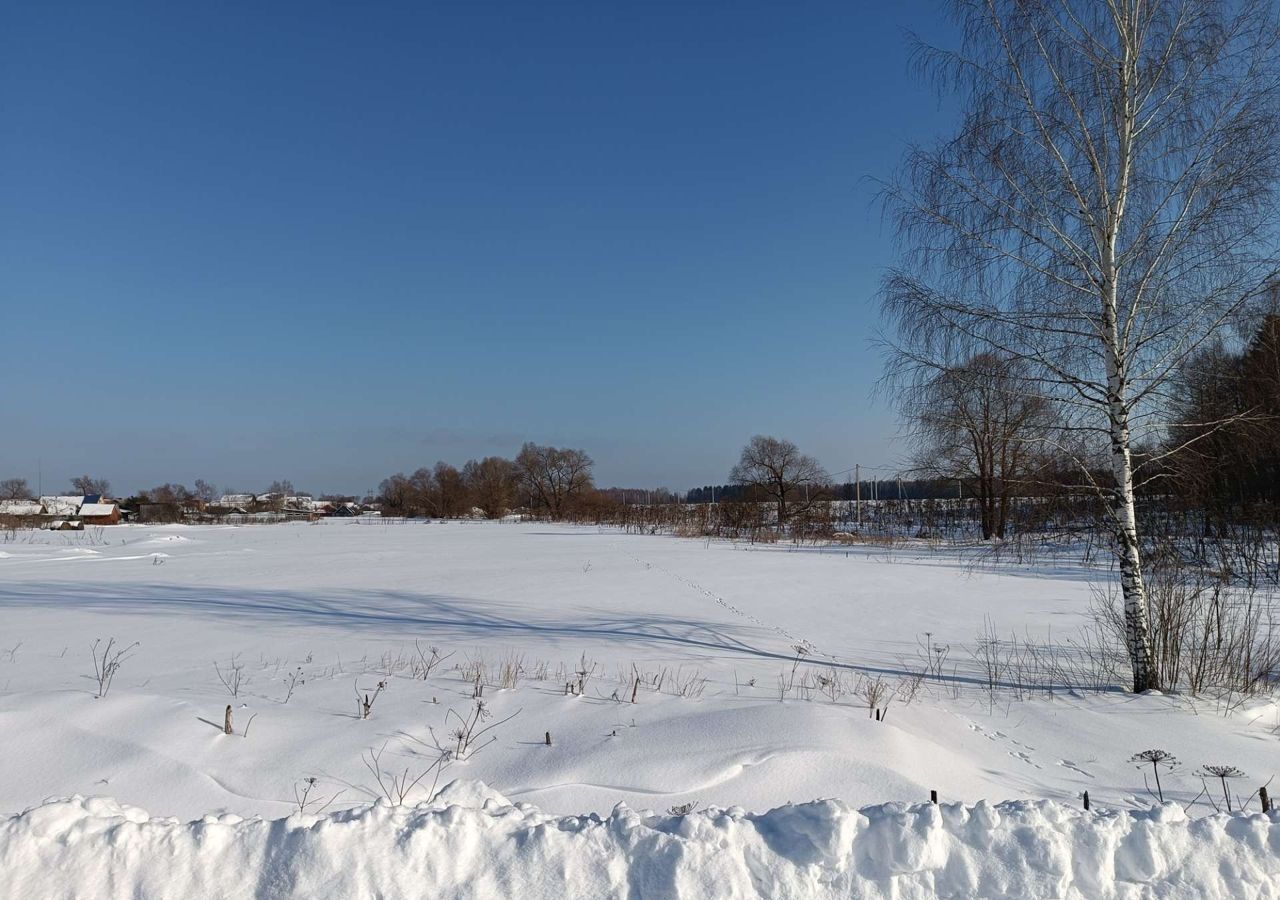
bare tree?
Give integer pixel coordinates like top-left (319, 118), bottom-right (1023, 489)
top-left (882, 0), bottom-right (1280, 692)
top-left (378, 472), bottom-right (414, 515)
top-left (0, 479), bottom-right (31, 500)
top-left (193, 479), bottom-right (217, 503)
top-left (1171, 310), bottom-right (1280, 512)
top-left (146, 483), bottom-right (191, 505)
top-left (70, 475), bottom-right (110, 497)
top-left (433, 462), bottom-right (469, 518)
top-left (906, 353), bottom-right (1055, 539)
top-left (729, 435), bottom-right (827, 526)
top-left (463, 456), bottom-right (518, 519)
top-left (514, 443), bottom-right (594, 519)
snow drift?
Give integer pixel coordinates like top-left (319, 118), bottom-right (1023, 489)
top-left (3, 782), bottom-right (1279, 899)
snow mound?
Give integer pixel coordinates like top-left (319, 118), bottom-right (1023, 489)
top-left (3, 785), bottom-right (1278, 899)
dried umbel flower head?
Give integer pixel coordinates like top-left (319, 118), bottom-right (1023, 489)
top-left (1199, 765), bottom-right (1245, 780)
top-left (1129, 749), bottom-right (1177, 768)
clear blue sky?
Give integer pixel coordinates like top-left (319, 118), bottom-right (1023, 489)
top-left (1, 1), bottom-right (957, 496)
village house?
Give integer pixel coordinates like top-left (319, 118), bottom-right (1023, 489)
top-left (0, 499), bottom-right (44, 528)
top-left (78, 501), bottom-right (122, 526)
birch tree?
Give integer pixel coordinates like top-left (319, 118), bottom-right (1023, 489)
top-left (882, 0), bottom-right (1280, 691)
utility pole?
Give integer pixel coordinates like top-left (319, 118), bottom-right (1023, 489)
top-left (855, 464), bottom-right (861, 528)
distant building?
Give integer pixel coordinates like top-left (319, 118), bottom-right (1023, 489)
top-left (0, 499), bottom-right (44, 527)
top-left (79, 502), bottom-right (121, 525)
top-left (40, 496), bottom-right (83, 517)
top-left (0, 500), bottom-right (43, 517)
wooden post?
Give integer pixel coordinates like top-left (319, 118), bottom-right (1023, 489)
top-left (1083, 791), bottom-right (1090, 811)
top-left (1261, 786), bottom-right (1271, 814)
top-left (930, 790), bottom-right (937, 804)
top-left (223, 704), bottom-right (233, 735)
top-left (545, 731), bottom-right (551, 746)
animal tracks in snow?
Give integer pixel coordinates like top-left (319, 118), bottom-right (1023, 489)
top-left (1057, 759), bottom-right (1094, 778)
top-left (963, 719), bottom-right (1046, 769)
top-left (959, 716), bottom-right (1096, 779)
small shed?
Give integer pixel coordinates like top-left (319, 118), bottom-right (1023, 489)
top-left (79, 502), bottom-right (121, 525)
top-left (0, 500), bottom-right (43, 527)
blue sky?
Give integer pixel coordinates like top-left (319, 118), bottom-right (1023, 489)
top-left (1, 1), bottom-right (957, 496)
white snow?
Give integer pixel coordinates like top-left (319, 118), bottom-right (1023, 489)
top-left (0, 520), bottom-right (1277, 896)
top-left (3, 786), bottom-right (1278, 899)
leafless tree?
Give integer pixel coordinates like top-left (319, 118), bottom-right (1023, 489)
top-left (905, 353), bottom-right (1056, 539)
top-left (729, 435), bottom-right (828, 525)
top-left (1171, 309), bottom-right (1280, 511)
top-left (463, 456), bottom-right (518, 518)
top-left (193, 479), bottom-right (217, 503)
top-left (378, 472), bottom-right (415, 515)
top-left (515, 443), bottom-right (594, 519)
top-left (0, 479), bottom-right (31, 500)
top-left (408, 467), bottom-right (437, 515)
top-left (433, 462), bottom-right (469, 518)
top-left (882, 0), bottom-right (1280, 692)
top-left (145, 483), bottom-right (192, 505)
top-left (70, 475), bottom-right (110, 496)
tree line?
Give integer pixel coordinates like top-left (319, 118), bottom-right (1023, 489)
top-left (377, 443), bottom-right (595, 519)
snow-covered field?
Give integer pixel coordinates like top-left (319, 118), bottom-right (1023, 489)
top-left (1, 520), bottom-right (1278, 897)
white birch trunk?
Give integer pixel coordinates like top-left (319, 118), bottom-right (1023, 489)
top-left (1104, 342), bottom-right (1156, 692)
top-left (1100, 2), bottom-right (1156, 693)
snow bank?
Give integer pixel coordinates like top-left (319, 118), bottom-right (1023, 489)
top-left (3, 783), bottom-right (1279, 899)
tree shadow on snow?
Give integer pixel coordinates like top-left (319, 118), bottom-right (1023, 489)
top-left (0, 580), bottom-right (1109, 690)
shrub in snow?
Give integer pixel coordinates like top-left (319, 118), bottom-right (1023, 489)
top-left (356, 680), bottom-right (387, 719)
top-left (88, 638), bottom-right (138, 699)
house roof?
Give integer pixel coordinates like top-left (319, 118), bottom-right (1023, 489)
top-left (40, 496), bottom-right (82, 515)
top-left (79, 503), bottom-right (118, 517)
top-left (0, 500), bottom-right (42, 516)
